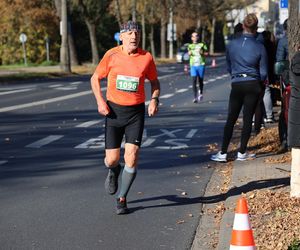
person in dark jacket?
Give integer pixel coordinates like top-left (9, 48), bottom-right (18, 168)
top-left (254, 30), bottom-right (277, 134)
top-left (288, 46), bottom-right (300, 197)
top-left (211, 13), bottom-right (268, 162)
top-left (276, 19), bottom-right (289, 62)
top-left (276, 18), bottom-right (289, 154)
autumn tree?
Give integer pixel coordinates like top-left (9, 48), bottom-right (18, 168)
top-left (73, 0), bottom-right (112, 65)
top-left (0, 0), bottom-right (60, 65)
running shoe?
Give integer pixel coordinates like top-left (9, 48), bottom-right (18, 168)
top-left (210, 151), bottom-right (227, 162)
top-left (264, 117), bottom-right (275, 123)
top-left (236, 152), bottom-right (256, 161)
top-left (116, 197), bottom-right (129, 215)
top-left (193, 98), bottom-right (198, 103)
top-left (104, 166), bottom-right (120, 195)
top-left (198, 94), bottom-right (203, 101)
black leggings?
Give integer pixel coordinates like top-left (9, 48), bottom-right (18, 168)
top-left (192, 76), bottom-right (203, 98)
top-left (221, 80), bottom-right (262, 154)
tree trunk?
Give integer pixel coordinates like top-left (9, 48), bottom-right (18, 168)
top-left (197, 18), bottom-right (201, 31)
top-left (54, 0), bottom-right (61, 18)
top-left (131, 0), bottom-right (137, 22)
top-left (209, 17), bottom-right (216, 55)
top-left (85, 20), bottom-right (99, 65)
top-left (160, 17), bottom-right (167, 58)
top-left (55, 0), bottom-right (78, 66)
top-left (288, 0), bottom-right (300, 198)
top-left (114, 0), bottom-right (123, 27)
top-left (149, 24), bottom-right (156, 59)
top-left (60, 0), bottom-right (71, 73)
top-left (68, 22), bottom-right (79, 65)
top-left (141, 14), bottom-right (146, 50)
top-left (202, 26), bottom-right (205, 44)
top-left (288, 0), bottom-right (300, 60)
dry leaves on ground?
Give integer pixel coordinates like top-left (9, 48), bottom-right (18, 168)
top-left (248, 126), bottom-right (291, 163)
top-left (248, 127), bottom-right (280, 154)
top-left (246, 190), bottom-right (300, 250)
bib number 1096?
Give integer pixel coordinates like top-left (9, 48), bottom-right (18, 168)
top-left (116, 75), bottom-right (139, 92)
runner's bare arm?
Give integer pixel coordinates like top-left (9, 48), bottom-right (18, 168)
top-left (148, 78), bottom-right (160, 117)
top-left (91, 72), bottom-right (110, 116)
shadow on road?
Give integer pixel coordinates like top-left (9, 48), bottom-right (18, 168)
top-left (128, 176), bottom-right (289, 211)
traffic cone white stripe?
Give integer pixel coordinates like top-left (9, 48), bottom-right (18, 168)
top-left (229, 245), bottom-right (256, 250)
top-left (232, 214), bottom-right (251, 230)
top-left (230, 197), bottom-right (256, 249)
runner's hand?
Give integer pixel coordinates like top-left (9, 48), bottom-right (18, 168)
top-left (97, 101), bottom-right (110, 116)
top-left (148, 99), bottom-right (158, 117)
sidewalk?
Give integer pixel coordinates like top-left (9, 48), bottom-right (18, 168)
top-left (192, 123), bottom-right (300, 249)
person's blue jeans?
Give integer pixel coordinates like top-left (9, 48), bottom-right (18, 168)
top-left (263, 84), bottom-right (273, 119)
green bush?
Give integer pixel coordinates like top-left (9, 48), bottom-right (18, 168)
top-left (288, 239), bottom-right (300, 250)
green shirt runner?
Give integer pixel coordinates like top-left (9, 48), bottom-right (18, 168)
top-left (188, 43), bottom-right (208, 66)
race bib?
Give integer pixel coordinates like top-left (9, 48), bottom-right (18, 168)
top-left (116, 75), bottom-right (140, 92)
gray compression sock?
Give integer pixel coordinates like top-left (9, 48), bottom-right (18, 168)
top-left (117, 165), bottom-right (137, 199)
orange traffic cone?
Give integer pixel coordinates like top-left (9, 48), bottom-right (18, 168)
top-left (230, 197), bottom-right (256, 250)
top-left (211, 58), bottom-right (217, 67)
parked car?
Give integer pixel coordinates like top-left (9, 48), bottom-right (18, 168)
top-left (176, 43), bottom-right (189, 63)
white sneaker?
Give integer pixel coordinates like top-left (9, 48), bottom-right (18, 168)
top-left (236, 152), bottom-right (256, 161)
top-left (198, 94), bottom-right (203, 101)
top-left (210, 151), bottom-right (227, 162)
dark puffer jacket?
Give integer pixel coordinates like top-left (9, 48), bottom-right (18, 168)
top-left (288, 51), bottom-right (300, 147)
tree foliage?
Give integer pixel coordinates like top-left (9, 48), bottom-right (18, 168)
top-left (1, 0), bottom-right (294, 64)
top-left (0, 0), bottom-right (60, 64)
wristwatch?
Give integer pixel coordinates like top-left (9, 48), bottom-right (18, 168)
top-left (151, 97), bottom-right (159, 104)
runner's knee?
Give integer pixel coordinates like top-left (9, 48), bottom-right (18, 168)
top-left (124, 145), bottom-right (139, 167)
top-left (105, 154), bottom-right (120, 167)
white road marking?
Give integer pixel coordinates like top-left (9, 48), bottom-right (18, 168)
top-left (156, 139), bottom-right (189, 150)
top-left (0, 90), bottom-right (92, 113)
top-left (55, 87), bottom-right (78, 90)
top-left (70, 81), bottom-right (83, 85)
top-left (0, 160), bottom-right (8, 165)
top-left (26, 135), bottom-right (64, 148)
top-left (76, 120), bottom-right (101, 128)
top-left (0, 88), bottom-right (34, 96)
top-left (75, 135), bottom-right (105, 149)
top-left (49, 84), bottom-right (63, 88)
top-left (141, 138), bottom-right (156, 147)
top-left (160, 93), bottom-right (174, 99)
top-left (176, 88), bottom-right (188, 93)
top-left (185, 129), bottom-right (198, 138)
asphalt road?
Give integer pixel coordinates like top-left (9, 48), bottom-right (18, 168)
top-left (0, 58), bottom-right (231, 250)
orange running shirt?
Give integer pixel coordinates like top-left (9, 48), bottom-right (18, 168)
top-left (95, 46), bottom-right (158, 106)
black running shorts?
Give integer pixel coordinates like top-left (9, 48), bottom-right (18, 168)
top-left (105, 101), bottom-right (145, 149)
